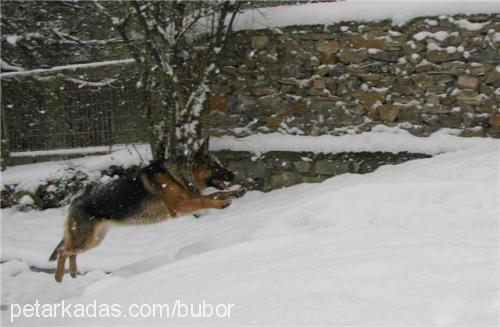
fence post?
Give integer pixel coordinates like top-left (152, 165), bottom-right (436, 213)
top-left (1, 104), bottom-right (10, 170)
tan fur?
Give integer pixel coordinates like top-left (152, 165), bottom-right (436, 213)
top-left (54, 162), bottom-right (240, 283)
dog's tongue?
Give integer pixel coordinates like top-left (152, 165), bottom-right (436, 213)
top-left (214, 178), bottom-right (228, 190)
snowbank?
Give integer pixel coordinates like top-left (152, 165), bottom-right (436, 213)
top-left (233, 0), bottom-right (500, 31)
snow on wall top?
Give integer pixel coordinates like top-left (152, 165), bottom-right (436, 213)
top-left (211, 127), bottom-right (499, 155)
top-left (233, 0), bottom-right (500, 31)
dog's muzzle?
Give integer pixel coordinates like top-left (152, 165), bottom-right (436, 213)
top-left (209, 169), bottom-right (235, 190)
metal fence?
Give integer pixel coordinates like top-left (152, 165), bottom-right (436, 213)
top-left (3, 82), bottom-right (147, 153)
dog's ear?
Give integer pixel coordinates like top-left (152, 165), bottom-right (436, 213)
top-left (199, 137), bottom-right (210, 156)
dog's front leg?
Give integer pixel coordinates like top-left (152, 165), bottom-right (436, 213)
top-left (171, 196), bottom-right (231, 216)
top-left (208, 188), bottom-right (247, 200)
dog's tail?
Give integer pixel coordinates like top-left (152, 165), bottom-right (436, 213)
top-left (48, 239), bottom-right (64, 261)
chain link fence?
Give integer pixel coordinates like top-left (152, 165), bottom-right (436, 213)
top-left (2, 72), bottom-right (149, 156)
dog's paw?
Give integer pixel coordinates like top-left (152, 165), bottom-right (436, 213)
top-left (54, 274), bottom-right (63, 283)
top-left (209, 192), bottom-right (229, 200)
top-left (216, 198), bottom-right (232, 209)
top-left (232, 187), bottom-right (247, 198)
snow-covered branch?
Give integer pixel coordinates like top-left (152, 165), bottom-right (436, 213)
top-left (0, 58), bottom-right (24, 72)
top-left (0, 59), bottom-right (134, 78)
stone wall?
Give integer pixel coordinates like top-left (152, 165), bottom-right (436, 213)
top-left (3, 12), bottom-right (499, 191)
top-left (214, 150), bottom-right (430, 191)
top-left (203, 13), bottom-right (500, 139)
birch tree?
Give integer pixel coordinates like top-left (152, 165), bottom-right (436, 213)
top-left (97, 1), bottom-right (241, 159)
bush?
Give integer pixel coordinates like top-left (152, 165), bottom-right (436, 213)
top-left (1, 164), bottom-right (141, 210)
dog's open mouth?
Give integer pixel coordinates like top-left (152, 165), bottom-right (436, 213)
top-left (210, 177), bottom-right (229, 190)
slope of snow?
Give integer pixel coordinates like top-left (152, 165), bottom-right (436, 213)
top-left (1, 141), bottom-right (498, 326)
top-left (233, 0), bottom-right (500, 31)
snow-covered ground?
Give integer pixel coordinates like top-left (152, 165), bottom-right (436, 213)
top-left (1, 136), bottom-right (498, 326)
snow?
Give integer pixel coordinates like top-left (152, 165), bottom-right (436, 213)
top-left (446, 46), bottom-right (457, 54)
top-left (5, 35), bottom-right (21, 46)
top-left (17, 195), bottom-right (34, 206)
top-left (455, 18), bottom-right (489, 31)
top-left (232, 0), bottom-right (499, 31)
top-left (413, 31), bottom-right (450, 42)
top-left (9, 145), bottom-right (122, 158)
top-left (65, 77), bottom-right (116, 88)
top-left (0, 59), bottom-right (24, 72)
top-left (1, 139), bottom-right (499, 326)
top-left (212, 128), bottom-right (498, 155)
top-left (2, 144), bottom-right (151, 192)
top-left (426, 19), bottom-right (439, 26)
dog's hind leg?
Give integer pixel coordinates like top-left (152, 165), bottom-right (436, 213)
top-left (69, 255), bottom-right (78, 278)
top-left (54, 208), bottom-right (91, 282)
top-left (55, 249), bottom-right (68, 283)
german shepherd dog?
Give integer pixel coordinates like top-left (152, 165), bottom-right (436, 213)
top-left (49, 138), bottom-right (245, 282)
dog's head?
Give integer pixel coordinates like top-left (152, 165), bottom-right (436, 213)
top-left (192, 138), bottom-right (235, 190)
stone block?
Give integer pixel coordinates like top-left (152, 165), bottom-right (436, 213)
top-left (266, 115), bottom-right (283, 128)
top-left (320, 53), bottom-right (336, 64)
top-left (268, 172), bottom-right (299, 189)
top-left (251, 35), bottom-right (269, 49)
top-left (457, 76), bottom-right (479, 89)
top-left (368, 51), bottom-right (403, 63)
top-left (351, 38), bottom-right (387, 50)
top-left (426, 50), bottom-right (462, 63)
top-left (247, 161), bottom-right (267, 178)
top-left (361, 73), bottom-right (382, 82)
top-left (460, 128), bottom-right (486, 137)
top-left (208, 95), bottom-right (227, 112)
top-left (313, 160), bottom-right (349, 175)
top-left (337, 49), bottom-right (368, 64)
top-left (352, 91), bottom-right (385, 108)
top-left (398, 107), bottom-right (421, 122)
top-left (293, 161), bottom-right (312, 173)
top-left (293, 102), bottom-right (307, 116)
top-left (312, 79), bottom-right (326, 90)
top-left (315, 41), bottom-right (341, 54)
top-left (378, 105), bottom-right (400, 122)
top-left (489, 114), bottom-right (500, 127)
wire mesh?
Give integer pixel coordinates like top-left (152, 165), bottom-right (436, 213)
top-left (4, 83), bottom-right (147, 153)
